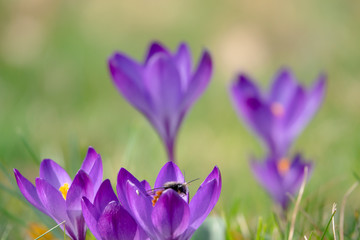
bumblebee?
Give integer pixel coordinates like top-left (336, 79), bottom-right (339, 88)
top-left (150, 179), bottom-right (199, 206)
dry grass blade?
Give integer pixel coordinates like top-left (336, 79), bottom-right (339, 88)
top-left (320, 205), bottom-right (337, 240)
top-left (332, 203), bottom-right (337, 240)
top-left (340, 182), bottom-right (358, 240)
top-left (288, 166), bottom-right (308, 240)
top-left (34, 221), bottom-right (66, 240)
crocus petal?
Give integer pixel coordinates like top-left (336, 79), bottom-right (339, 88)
top-left (126, 181), bottom-right (156, 239)
top-left (80, 147), bottom-right (103, 191)
top-left (182, 50), bottom-right (212, 110)
top-left (82, 197), bottom-right (101, 240)
top-left (154, 162), bottom-right (185, 189)
top-left (13, 169), bottom-right (46, 213)
top-left (66, 209), bottom-right (86, 240)
top-left (283, 86), bottom-right (306, 131)
top-left (269, 68), bottom-right (298, 104)
top-left (232, 74), bottom-right (261, 100)
top-left (144, 42), bottom-right (170, 63)
top-left (144, 54), bottom-right (182, 116)
top-left (66, 170), bottom-right (94, 211)
top-left (197, 166), bottom-right (222, 201)
top-left (250, 160), bottom-right (281, 198)
top-left (152, 190), bottom-right (190, 239)
top-left (188, 178), bottom-right (219, 230)
top-left (66, 171), bottom-right (93, 240)
top-left (109, 53), bottom-right (152, 115)
top-left (188, 167), bottom-right (222, 230)
top-left (35, 178), bottom-right (73, 231)
top-left (230, 75), bottom-right (274, 148)
top-left (140, 180), bottom-right (152, 192)
top-left (117, 168), bottom-right (150, 212)
top-left (39, 159), bottom-right (72, 190)
top-left (174, 43), bottom-right (192, 90)
top-left (290, 75), bottom-right (326, 137)
top-left (93, 179), bottom-right (118, 215)
top-left (98, 201), bottom-right (138, 240)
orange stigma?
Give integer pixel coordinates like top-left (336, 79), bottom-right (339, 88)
top-left (277, 158), bottom-right (290, 175)
top-left (59, 183), bottom-right (69, 200)
top-left (271, 102), bottom-right (285, 117)
top-left (152, 190), bottom-right (163, 207)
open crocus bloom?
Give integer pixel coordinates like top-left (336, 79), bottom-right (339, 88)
top-left (81, 179), bottom-right (149, 240)
top-left (117, 162), bottom-right (222, 240)
top-left (230, 68), bottom-right (326, 158)
top-left (108, 42), bottom-right (213, 162)
top-left (251, 154), bottom-right (312, 210)
top-left (14, 147), bottom-right (103, 240)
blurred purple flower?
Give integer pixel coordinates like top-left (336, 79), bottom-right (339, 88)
top-left (116, 162), bottom-right (222, 240)
top-left (14, 147), bottom-right (103, 240)
top-left (251, 154), bottom-right (312, 210)
top-left (230, 68), bottom-right (326, 158)
top-left (108, 42), bottom-right (213, 162)
top-left (81, 179), bottom-right (149, 240)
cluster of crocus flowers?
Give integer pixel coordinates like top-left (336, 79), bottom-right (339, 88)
top-left (230, 68), bottom-right (326, 210)
top-left (14, 147), bottom-right (103, 240)
top-left (108, 42), bottom-right (213, 162)
top-left (15, 147), bottom-right (222, 240)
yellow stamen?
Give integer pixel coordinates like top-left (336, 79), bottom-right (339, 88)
top-left (271, 102), bottom-right (285, 117)
top-left (59, 183), bottom-right (69, 200)
top-left (27, 222), bottom-right (56, 240)
top-left (277, 158), bottom-right (290, 175)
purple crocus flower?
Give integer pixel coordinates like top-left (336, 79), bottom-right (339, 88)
top-left (230, 68), bottom-right (326, 158)
top-left (14, 147), bottom-right (103, 240)
top-left (251, 154), bottom-right (312, 210)
top-left (108, 42), bottom-right (213, 162)
top-left (116, 162), bottom-right (222, 240)
top-left (81, 179), bottom-right (149, 240)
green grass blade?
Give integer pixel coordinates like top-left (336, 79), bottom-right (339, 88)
top-left (320, 208), bottom-right (336, 240)
top-left (255, 217), bottom-right (263, 240)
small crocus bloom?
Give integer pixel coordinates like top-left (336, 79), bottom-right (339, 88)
top-left (14, 147), bottom-right (103, 240)
top-left (108, 42), bottom-right (213, 162)
top-left (116, 162), bottom-right (222, 240)
top-left (230, 68), bottom-right (326, 158)
top-left (81, 179), bottom-right (149, 240)
top-left (251, 154), bottom-right (312, 210)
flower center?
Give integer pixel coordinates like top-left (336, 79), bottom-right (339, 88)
top-left (271, 102), bottom-right (285, 117)
top-left (277, 158), bottom-right (290, 175)
top-left (59, 183), bottom-right (69, 200)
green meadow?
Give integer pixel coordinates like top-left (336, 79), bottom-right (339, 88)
top-left (1, 0), bottom-right (360, 239)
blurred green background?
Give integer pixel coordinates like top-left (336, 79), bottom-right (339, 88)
top-left (1, 0), bottom-right (360, 238)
